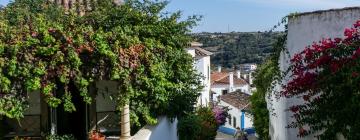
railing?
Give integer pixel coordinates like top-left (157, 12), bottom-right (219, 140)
top-left (95, 111), bottom-right (120, 136)
top-left (4, 115), bottom-right (42, 139)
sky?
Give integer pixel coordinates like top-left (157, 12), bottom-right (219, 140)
top-left (1, 0), bottom-right (360, 32)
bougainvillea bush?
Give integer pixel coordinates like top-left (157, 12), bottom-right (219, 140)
top-left (0, 0), bottom-right (202, 127)
top-left (212, 105), bottom-right (230, 126)
top-left (282, 20), bottom-right (360, 139)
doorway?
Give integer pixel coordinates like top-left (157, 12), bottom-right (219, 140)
top-left (56, 82), bottom-right (88, 140)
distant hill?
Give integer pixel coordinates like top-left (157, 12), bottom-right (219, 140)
top-left (192, 32), bottom-right (283, 68)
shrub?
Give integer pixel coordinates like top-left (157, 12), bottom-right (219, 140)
top-left (177, 114), bottom-right (202, 140)
top-left (282, 20), bottom-right (360, 139)
top-left (212, 105), bottom-right (230, 126)
top-left (178, 107), bottom-right (219, 140)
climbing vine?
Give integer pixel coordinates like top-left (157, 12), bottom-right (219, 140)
top-left (0, 0), bottom-right (202, 127)
top-left (250, 15), bottom-right (289, 140)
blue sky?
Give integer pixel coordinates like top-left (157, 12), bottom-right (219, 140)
top-left (1, 0), bottom-right (360, 32)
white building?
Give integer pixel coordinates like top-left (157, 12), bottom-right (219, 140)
top-left (186, 42), bottom-right (213, 106)
top-left (211, 70), bottom-right (250, 101)
top-left (240, 63), bottom-right (257, 72)
top-left (268, 7), bottom-right (360, 140)
top-left (217, 90), bottom-right (254, 135)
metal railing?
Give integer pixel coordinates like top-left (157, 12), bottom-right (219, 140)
top-left (95, 111), bottom-right (120, 135)
top-left (4, 115), bottom-right (42, 138)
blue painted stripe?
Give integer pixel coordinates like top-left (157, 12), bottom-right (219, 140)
top-left (241, 111), bottom-right (245, 129)
top-left (244, 127), bottom-right (256, 135)
top-left (218, 126), bottom-right (236, 135)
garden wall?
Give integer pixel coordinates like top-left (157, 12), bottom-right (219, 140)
top-left (268, 7), bottom-right (360, 140)
top-left (132, 117), bottom-right (178, 140)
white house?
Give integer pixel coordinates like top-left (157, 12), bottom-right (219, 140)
top-left (241, 63), bottom-right (257, 71)
top-left (217, 90), bottom-right (254, 135)
top-left (211, 70), bottom-right (250, 101)
top-left (267, 7), bottom-right (360, 140)
top-left (186, 42), bottom-right (213, 106)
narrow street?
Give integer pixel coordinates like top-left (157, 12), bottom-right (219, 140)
top-left (215, 132), bottom-right (258, 140)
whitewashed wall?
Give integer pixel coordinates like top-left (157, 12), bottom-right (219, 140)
top-left (220, 101), bottom-right (242, 129)
top-left (268, 7), bottom-right (360, 140)
top-left (186, 48), bottom-right (211, 106)
top-left (195, 55), bottom-right (211, 106)
top-left (212, 84), bottom-right (250, 101)
top-left (244, 113), bottom-right (253, 129)
top-left (133, 117), bottom-right (178, 140)
top-left (186, 48), bottom-right (196, 58)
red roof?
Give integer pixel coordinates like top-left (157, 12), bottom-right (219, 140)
top-left (211, 72), bottom-right (248, 86)
top-left (211, 72), bottom-right (228, 84)
top-left (219, 90), bottom-right (251, 110)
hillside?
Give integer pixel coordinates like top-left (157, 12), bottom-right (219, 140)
top-left (192, 32), bottom-right (284, 68)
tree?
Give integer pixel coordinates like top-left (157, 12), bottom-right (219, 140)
top-left (0, 0), bottom-right (201, 134)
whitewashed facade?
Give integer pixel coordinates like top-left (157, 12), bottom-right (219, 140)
top-left (211, 71), bottom-right (250, 101)
top-left (268, 7), bottom-right (360, 140)
top-left (217, 91), bottom-right (254, 135)
top-left (220, 101), bottom-right (253, 130)
top-left (186, 42), bottom-right (212, 106)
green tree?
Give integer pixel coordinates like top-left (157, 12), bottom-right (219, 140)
top-left (0, 0), bottom-right (201, 130)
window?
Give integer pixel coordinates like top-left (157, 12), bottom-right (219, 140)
top-left (222, 90), bottom-right (228, 95)
top-left (228, 115), bottom-right (232, 125)
top-left (233, 117), bottom-right (237, 128)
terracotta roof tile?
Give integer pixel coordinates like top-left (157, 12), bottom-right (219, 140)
top-left (211, 72), bottom-right (248, 86)
top-left (211, 72), bottom-right (228, 84)
top-left (219, 90), bottom-right (251, 110)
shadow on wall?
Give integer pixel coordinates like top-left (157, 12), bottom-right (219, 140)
top-left (132, 117), bottom-right (178, 140)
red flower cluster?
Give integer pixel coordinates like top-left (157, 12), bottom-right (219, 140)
top-left (283, 19), bottom-right (360, 98)
top-left (282, 20), bottom-right (360, 137)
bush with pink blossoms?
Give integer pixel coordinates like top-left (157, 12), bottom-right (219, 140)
top-left (282, 19), bottom-right (360, 139)
top-left (212, 105), bottom-right (230, 126)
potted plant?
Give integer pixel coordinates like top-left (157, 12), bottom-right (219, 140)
top-left (89, 130), bottom-right (105, 140)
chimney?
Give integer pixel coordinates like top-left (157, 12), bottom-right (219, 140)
top-left (229, 72), bottom-right (234, 92)
top-left (237, 70), bottom-right (241, 79)
top-left (218, 66), bottom-right (222, 72)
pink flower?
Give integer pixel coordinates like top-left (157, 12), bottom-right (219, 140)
top-left (31, 32), bottom-right (38, 37)
top-left (334, 38), bottom-right (342, 43)
top-left (354, 20), bottom-right (360, 28)
top-left (290, 106), bottom-right (299, 112)
top-left (344, 28), bottom-right (356, 38)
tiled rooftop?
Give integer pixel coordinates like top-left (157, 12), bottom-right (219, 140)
top-left (219, 90), bottom-right (251, 110)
